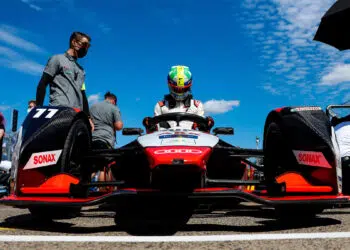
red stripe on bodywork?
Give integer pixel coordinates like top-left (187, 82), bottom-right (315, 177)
top-left (20, 174), bottom-right (80, 194)
top-left (276, 172), bottom-right (333, 193)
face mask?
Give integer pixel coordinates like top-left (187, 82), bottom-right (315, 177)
top-left (77, 47), bottom-right (88, 58)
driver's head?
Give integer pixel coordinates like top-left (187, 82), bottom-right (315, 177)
top-left (167, 65), bottom-right (192, 101)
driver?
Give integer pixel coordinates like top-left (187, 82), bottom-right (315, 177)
top-left (332, 114), bottom-right (350, 193)
top-left (154, 65), bottom-right (204, 129)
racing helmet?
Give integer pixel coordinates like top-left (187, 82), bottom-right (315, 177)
top-left (167, 65), bottom-right (192, 101)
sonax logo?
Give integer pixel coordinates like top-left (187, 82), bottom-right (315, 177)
top-left (24, 150), bottom-right (62, 170)
top-left (154, 149), bottom-right (203, 155)
top-left (293, 150), bottom-right (332, 168)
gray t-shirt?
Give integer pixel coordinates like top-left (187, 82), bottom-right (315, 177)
top-left (44, 53), bottom-right (85, 110)
top-left (90, 100), bottom-right (122, 147)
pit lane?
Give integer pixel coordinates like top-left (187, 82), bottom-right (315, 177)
top-left (0, 203), bottom-right (350, 249)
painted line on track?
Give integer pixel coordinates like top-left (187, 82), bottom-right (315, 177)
top-left (1, 232), bottom-right (350, 242)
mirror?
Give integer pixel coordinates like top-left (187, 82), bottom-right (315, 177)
top-left (212, 127), bottom-right (234, 135)
top-left (122, 128), bottom-right (144, 136)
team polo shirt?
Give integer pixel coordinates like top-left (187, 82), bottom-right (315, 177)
top-left (90, 100), bottom-right (122, 147)
top-left (43, 52), bottom-right (86, 110)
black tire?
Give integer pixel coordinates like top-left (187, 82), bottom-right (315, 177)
top-left (264, 121), bottom-right (288, 194)
top-left (114, 200), bottom-right (194, 235)
top-left (60, 119), bottom-right (91, 178)
top-left (29, 206), bottom-right (81, 220)
top-left (28, 119), bottom-right (89, 221)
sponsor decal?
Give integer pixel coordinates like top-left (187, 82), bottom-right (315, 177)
top-left (290, 107), bottom-right (322, 112)
top-left (24, 150), bottom-right (62, 170)
top-left (293, 150), bottom-right (332, 168)
top-left (161, 138), bottom-right (196, 145)
top-left (159, 132), bottom-right (172, 136)
top-left (188, 132), bottom-right (200, 135)
top-left (154, 149), bottom-right (203, 155)
top-left (159, 134), bottom-right (198, 139)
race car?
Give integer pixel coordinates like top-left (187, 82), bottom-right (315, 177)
top-left (0, 104), bottom-right (349, 234)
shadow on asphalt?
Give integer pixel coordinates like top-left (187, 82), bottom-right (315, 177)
top-left (0, 205), bottom-right (342, 235)
top-left (0, 213), bottom-right (121, 234)
top-left (182, 216), bottom-right (341, 233)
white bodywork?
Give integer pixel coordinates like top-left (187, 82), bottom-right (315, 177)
top-left (137, 128), bottom-right (219, 148)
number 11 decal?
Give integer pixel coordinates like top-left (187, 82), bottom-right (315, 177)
top-left (33, 108), bottom-right (59, 119)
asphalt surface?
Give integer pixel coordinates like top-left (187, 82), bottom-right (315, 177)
top-left (0, 203), bottom-right (350, 249)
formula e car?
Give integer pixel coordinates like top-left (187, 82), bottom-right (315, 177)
top-left (1, 104), bottom-right (349, 234)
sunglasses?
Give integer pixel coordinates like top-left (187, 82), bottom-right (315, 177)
top-left (76, 40), bottom-right (90, 48)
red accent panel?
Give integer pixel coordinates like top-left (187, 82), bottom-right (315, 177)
top-left (1, 194), bottom-right (107, 203)
top-left (145, 146), bottom-right (212, 170)
top-left (20, 174), bottom-right (80, 194)
top-left (311, 168), bottom-right (335, 184)
top-left (275, 107), bottom-right (284, 113)
top-left (262, 195), bottom-right (349, 201)
top-left (17, 168), bottom-right (46, 188)
top-left (193, 187), bottom-right (233, 192)
top-left (73, 108), bottom-right (81, 113)
top-left (276, 172), bottom-right (333, 193)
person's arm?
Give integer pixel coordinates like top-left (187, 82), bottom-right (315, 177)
top-left (196, 101), bottom-right (205, 117)
top-left (0, 129), bottom-right (4, 140)
top-left (154, 102), bottom-right (162, 116)
top-left (82, 90), bottom-right (90, 116)
top-left (80, 82), bottom-right (94, 131)
top-left (114, 121), bottom-right (123, 131)
top-left (153, 103), bottom-right (163, 130)
top-left (113, 107), bottom-right (123, 131)
top-left (36, 73), bottom-right (53, 106)
top-left (36, 56), bottom-right (60, 106)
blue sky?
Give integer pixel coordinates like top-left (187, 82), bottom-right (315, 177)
top-left (0, 0), bottom-right (349, 148)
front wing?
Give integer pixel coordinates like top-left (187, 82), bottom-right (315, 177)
top-left (0, 188), bottom-right (349, 208)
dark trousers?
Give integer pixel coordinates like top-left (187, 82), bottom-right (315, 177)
top-left (91, 140), bottom-right (113, 171)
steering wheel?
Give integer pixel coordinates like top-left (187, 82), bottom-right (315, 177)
top-left (143, 112), bottom-right (214, 132)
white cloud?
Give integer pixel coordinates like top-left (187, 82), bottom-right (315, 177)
top-left (0, 58), bottom-right (43, 75)
top-left (0, 26), bottom-right (44, 53)
top-left (263, 83), bottom-right (281, 95)
top-left (0, 26), bottom-right (45, 75)
top-left (98, 23), bottom-right (111, 34)
top-left (21, 0), bottom-right (42, 11)
top-left (246, 23), bottom-right (264, 30)
top-left (29, 4), bottom-right (42, 11)
top-left (240, 0), bottom-right (349, 102)
top-left (88, 94), bottom-right (101, 104)
top-left (0, 46), bottom-right (20, 58)
top-left (203, 99), bottom-right (240, 115)
top-left (0, 106), bottom-right (11, 111)
top-left (321, 64), bottom-right (350, 86)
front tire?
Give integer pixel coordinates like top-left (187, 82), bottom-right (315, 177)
top-left (264, 121), bottom-right (289, 195)
top-left (114, 199), bottom-right (194, 235)
top-left (60, 119), bottom-right (91, 178)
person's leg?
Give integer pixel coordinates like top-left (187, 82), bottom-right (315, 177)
top-left (90, 140), bottom-right (111, 191)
